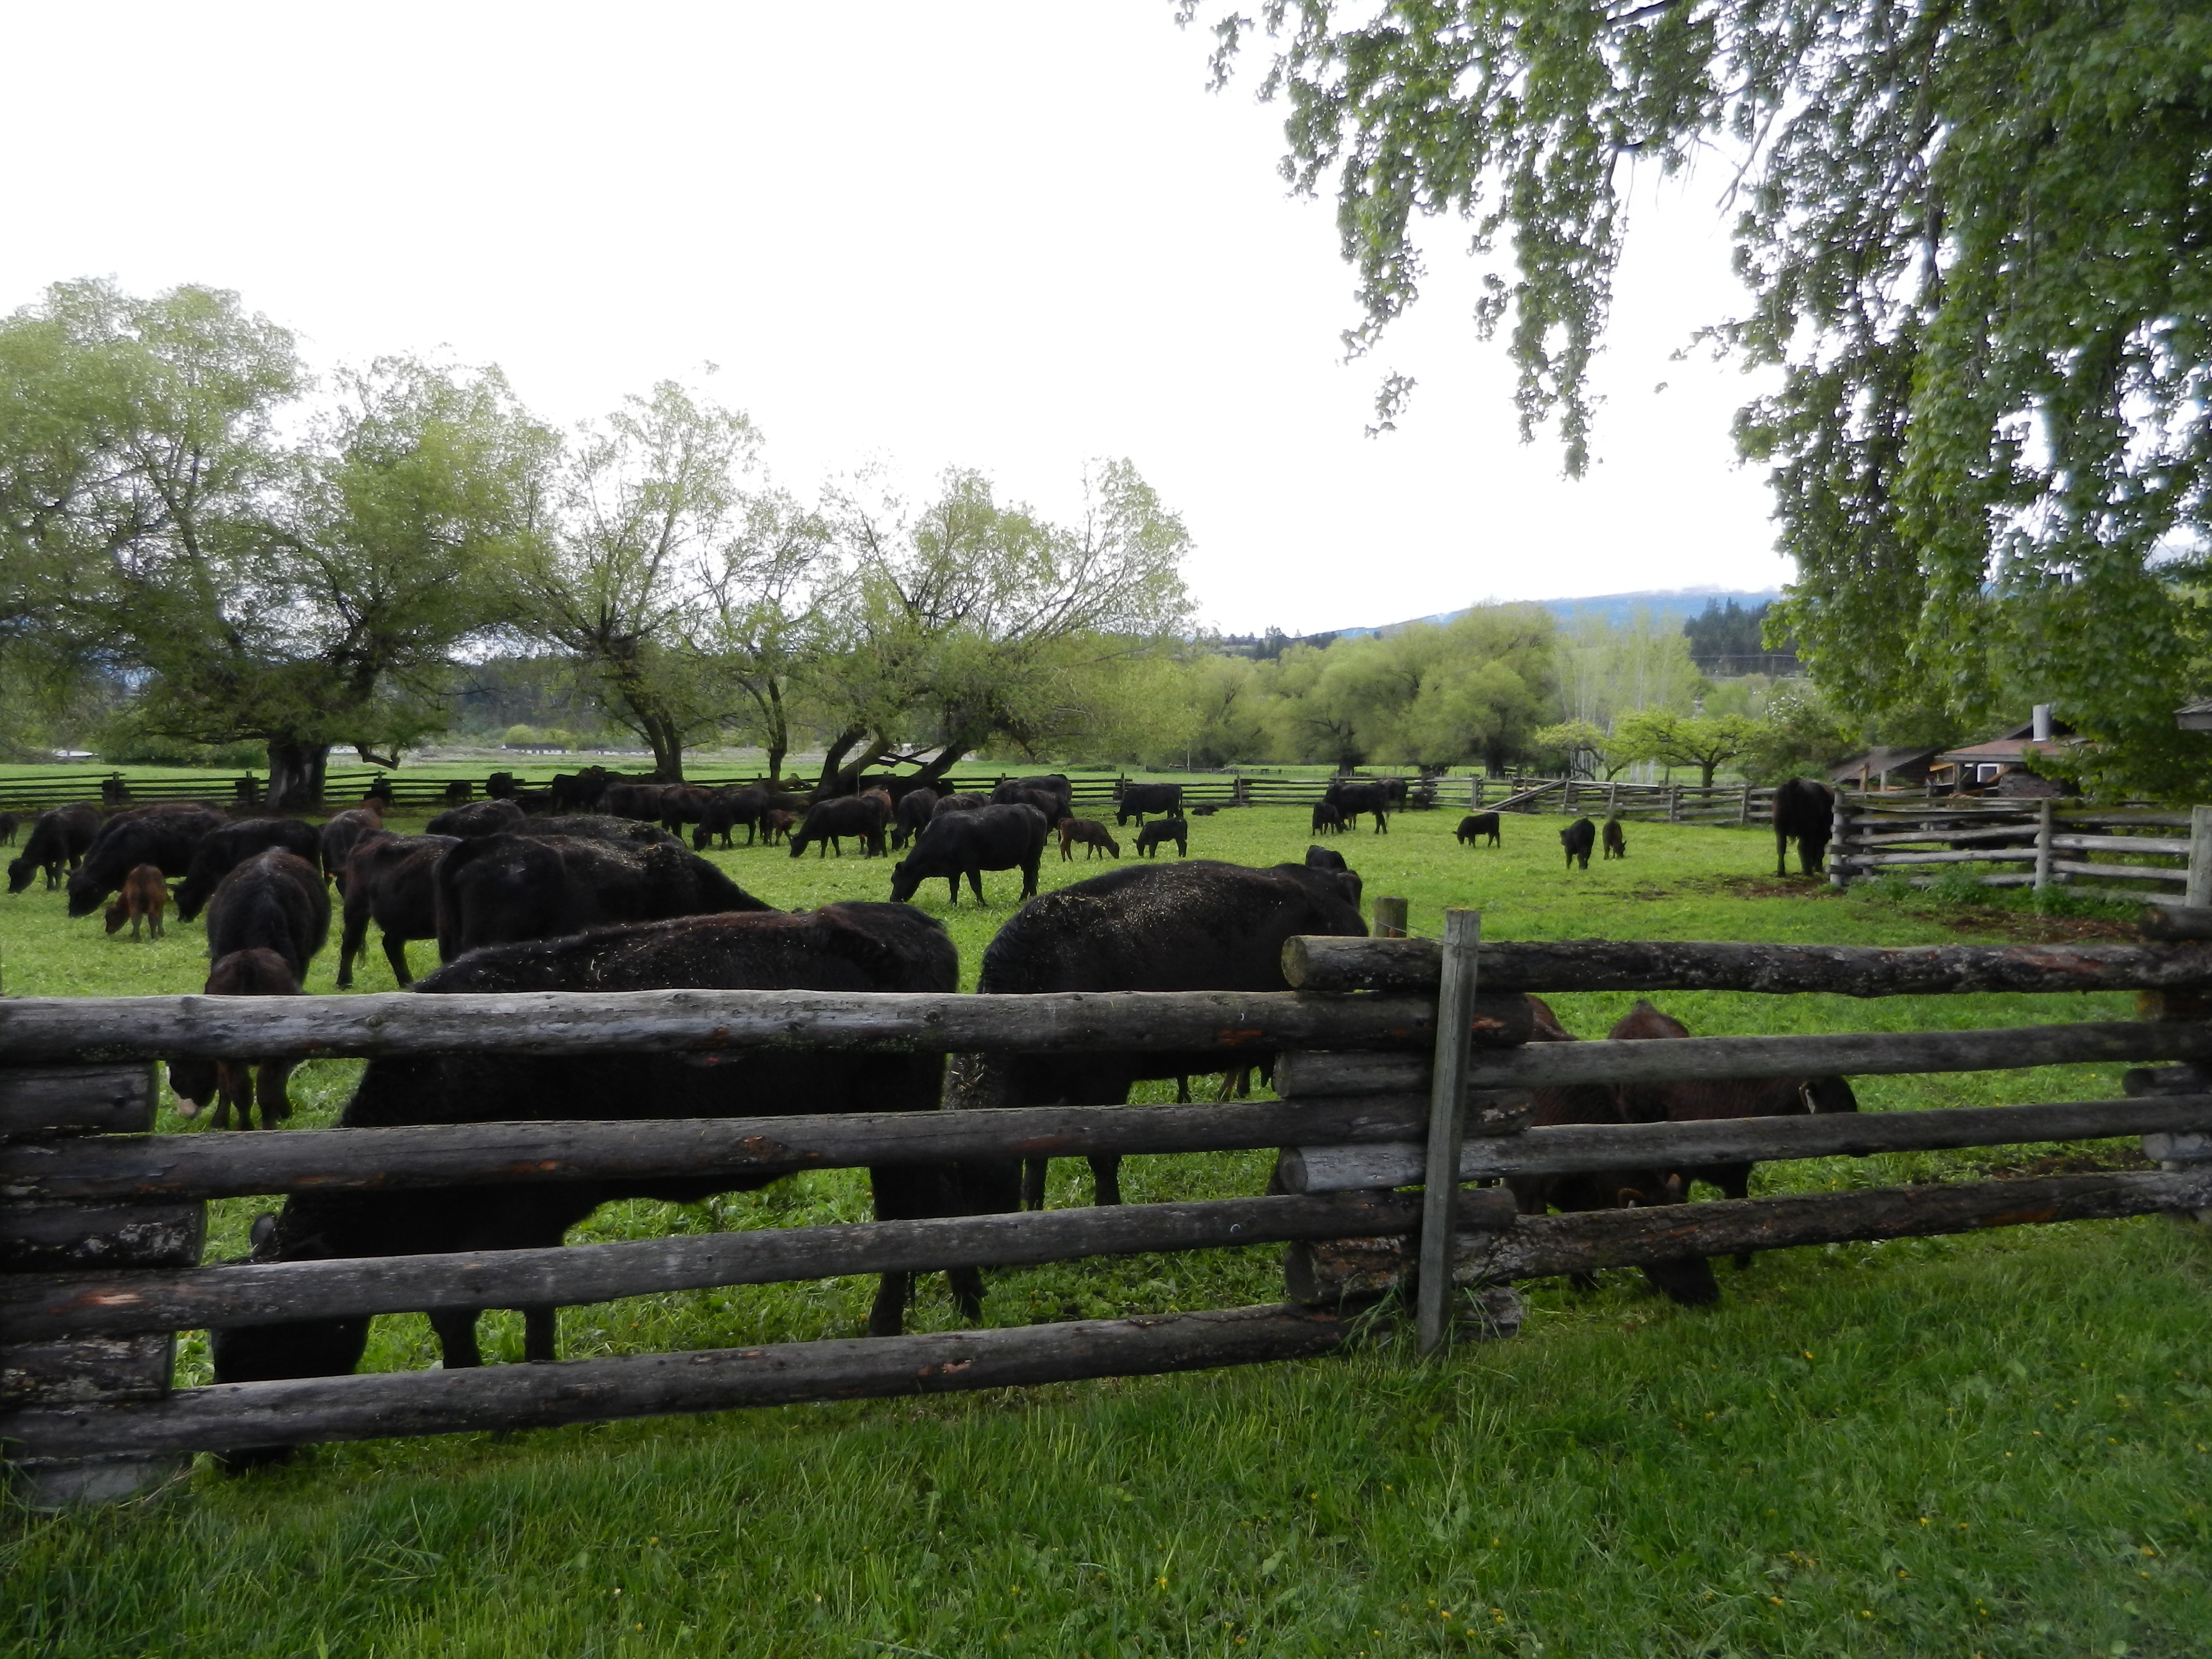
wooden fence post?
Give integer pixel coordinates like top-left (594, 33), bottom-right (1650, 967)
top-left (1417, 910), bottom-right (1481, 1354)
top-left (2034, 800), bottom-right (2054, 893)
top-left (1667, 786), bottom-right (1681, 823)
top-left (1472, 776), bottom-right (1484, 810)
top-left (2, 1063), bottom-right (202, 1507)
top-left (1372, 896), bottom-right (1409, 940)
top-left (2189, 806), bottom-right (2212, 909)
top-left (1563, 780), bottom-right (1578, 816)
top-left (1829, 794), bottom-right (1851, 890)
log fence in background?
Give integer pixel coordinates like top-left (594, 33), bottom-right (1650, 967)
top-left (1828, 801), bottom-right (2209, 907)
top-left (8, 919), bottom-right (2212, 1504)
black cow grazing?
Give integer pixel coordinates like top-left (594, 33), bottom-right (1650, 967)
top-left (931, 792), bottom-right (988, 818)
top-left (209, 904), bottom-right (971, 1430)
top-left (205, 848), bottom-right (330, 980)
top-left (8, 803), bottom-right (101, 893)
top-left (1311, 801), bottom-right (1344, 836)
top-left (0, 812), bottom-right (17, 846)
top-left (1560, 817), bottom-right (1596, 870)
top-left (959, 860), bottom-right (1368, 1210)
top-left (486, 771), bottom-right (518, 799)
top-left (317, 806), bottom-right (387, 892)
top-left (601, 782), bottom-right (670, 823)
top-left (1303, 843), bottom-right (1348, 872)
top-left (695, 785), bottom-right (773, 850)
top-left (517, 813), bottom-right (682, 849)
top-left (441, 780), bottom-right (471, 806)
top-left (336, 834), bottom-right (456, 988)
top-left (1135, 817), bottom-right (1188, 858)
top-left (65, 803), bottom-right (229, 917)
top-left (1058, 818), bottom-right (1121, 860)
top-left (890, 787), bottom-right (941, 852)
top-left (1773, 777), bottom-right (1837, 877)
top-left (1502, 997), bottom-right (1718, 1306)
top-left (656, 784), bottom-right (718, 837)
top-left (790, 794), bottom-right (890, 859)
top-left (1189, 803), bottom-right (1220, 816)
top-left (889, 803), bottom-right (1050, 906)
top-left (1325, 781), bottom-right (1391, 833)
top-left (173, 817), bottom-right (324, 922)
top-left (1608, 999), bottom-right (1859, 1265)
top-left (548, 767), bottom-right (610, 811)
top-left (1457, 812), bottom-right (1501, 847)
top-left (105, 864), bottom-right (168, 940)
top-left (426, 799), bottom-right (526, 839)
top-left (1602, 817), bottom-right (1627, 860)
top-left (168, 948), bottom-right (304, 1131)
top-left (1114, 781), bottom-right (1183, 826)
top-left (992, 774), bottom-right (1073, 822)
top-left (435, 831), bottom-right (771, 959)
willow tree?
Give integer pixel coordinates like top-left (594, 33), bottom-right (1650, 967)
top-left (0, 281), bottom-right (551, 806)
top-left (809, 461), bottom-right (1192, 793)
top-left (1193, 1), bottom-right (2212, 795)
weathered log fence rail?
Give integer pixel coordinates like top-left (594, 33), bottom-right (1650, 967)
top-left (7, 930), bottom-right (2212, 1504)
top-left (1827, 801), bottom-right (2212, 908)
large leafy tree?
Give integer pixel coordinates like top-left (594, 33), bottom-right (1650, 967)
top-left (810, 462), bottom-right (1193, 792)
top-left (0, 281), bottom-right (552, 805)
top-left (1193, 1), bottom-right (2212, 796)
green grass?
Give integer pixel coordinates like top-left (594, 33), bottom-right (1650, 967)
top-left (5, 804), bottom-right (2208, 1657)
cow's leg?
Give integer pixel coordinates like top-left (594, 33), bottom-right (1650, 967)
top-left (1175, 1076), bottom-right (1191, 1104)
top-left (968, 869), bottom-right (986, 905)
top-left (258, 1061), bottom-right (295, 1128)
top-left (209, 1064), bottom-right (240, 1130)
top-left (946, 1265), bottom-right (985, 1322)
top-left (1089, 1154), bottom-right (1123, 1207)
top-left (383, 933), bottom-right (414, 988)
top-left (945, 875), bottom-right (961, 905)
top-left (522, 1306), bottom-right (557, 1362)
top-left (867, 1162), bottom-right (972, 1336)
top-left (337, 901), bottom-right (370, 988)
top-left (1020, 1158), bottom-right (1049, 1209)
top-left (429, 1308), bottom-right (485, 1368)
top-left (1775, 830), bottom-right (1790, 878)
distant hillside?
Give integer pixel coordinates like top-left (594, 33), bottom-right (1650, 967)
top-left (1335, 586), bottom-right (1783, 640)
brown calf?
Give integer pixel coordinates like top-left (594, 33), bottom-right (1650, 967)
top-left (1057, 817), bottom-right (1121, 860)
top-left (103, 863), bottom-right (168, 940)
top-left (167, 947), bottom-right (303, 1129)
top-left (1601, 817), bottom-right (1627, 859)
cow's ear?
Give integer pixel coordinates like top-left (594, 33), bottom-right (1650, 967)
top-left (1615, 1186), bottom-right (1647, 1208)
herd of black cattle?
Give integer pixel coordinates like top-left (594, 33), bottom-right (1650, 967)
top-left (1, 770), bottom-right (1849, 1435)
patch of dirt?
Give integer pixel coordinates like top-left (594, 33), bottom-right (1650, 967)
top-left (1930, 910), bottom-right (2138, 943)
top-left (1671, 875), bottom-right (1834, 901)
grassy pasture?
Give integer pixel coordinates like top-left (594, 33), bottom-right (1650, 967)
top-left (5, 801), bottom-right (2209, 1656)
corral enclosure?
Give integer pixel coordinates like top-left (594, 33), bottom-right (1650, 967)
top-left (6, 790), bottom-right (2212, 1657)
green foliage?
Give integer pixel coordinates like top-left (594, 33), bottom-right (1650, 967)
top-left (1611, 708), bottom-right (1764, 786)
top-left (1740, 682), bottom-right (1860, 785)
top-left (1196, 1), bottom-right (2212, 799)
top-left (1530, 716), bottom-right (1610, 778)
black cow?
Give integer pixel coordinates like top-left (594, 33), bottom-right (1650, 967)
top-left (336, 834), bottom-right (456, 988)
top-left (174, 818), bottom-right (324, 922)
top-left (1504, 997), bottom-right (1720, 1306)
top-left (789, 795), bottom-right (889, 859)
top-left (66, 803), bottom-right (229, 917)
top-left (694, 786), bottom-right (772, 849)
top-left (992, 774), bottom-right (1073, 822)
top-left (931, 792), bottom-right (988, 817)
top-left (601, 782), bottom-right (670, 823)
top-left (1114, 781), bottom-right (1183, 826)
top-left (890, 787), bottom-right (941, 852)
top-left (888, 803), bottom-right (1049, 906)
top-left (210, 904), bottom-right (972, 1441)
top-left (1325, 781), bottom-right (1390, 833)
top-left (517, 813), bottom-right (683, 849)
top-left (1311, 801), bottom-right (1344, 836)
top-left (1602, 817), bottom-right (1627, 859)
top-left (426, 799), bottom-right (526, 839)
top-left (1135, 817), bottom-right (1188, 858)
top-left (1303, 843), bottom-right (1348, 872)
top-left (485, 771), bottom-right (518, 799)
top-left (1608, 999), bottom-right (1858, 1265)
top-left (202, 848), bottom-right (330, 980)
top-left (317, 807), bottom-right (387, 893)
top-left (435, 832), bottom-right (771, 959)
top-left (7, 803), bottom-right (100, 893)
top-left (1457, 812), bottom-right (1501, 847)
top-left (548, 768), bottom-right (610, 811)
top-left (958, 860), bottom-right (1367, 1209)
top-left (0, 812), bottom-right (17, 847)
top-left (1560, 817), bottom-right (1596, 870)
top-left (1773, 778), bottom-right (1837, 877)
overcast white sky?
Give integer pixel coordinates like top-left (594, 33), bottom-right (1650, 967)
top-left (1, 2), bottom-right (1791, 636)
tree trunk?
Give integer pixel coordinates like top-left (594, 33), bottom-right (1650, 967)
top-left (831, 736), bottom-right (894, 795)
top-left (761, 680), bottom-right (788, 787)
top-left (643, 711), bottom-right (686, 783)
top-left (264, 737), bottom-right (327, 812)
top-left (1700, 759), bottom-right (1719, 786)
top-left (817, 727), bottom-right (867, 794)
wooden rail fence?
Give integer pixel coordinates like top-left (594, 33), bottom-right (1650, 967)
top-left (1826, 801), bottom-right (2212, 908)
top-left (6, 925), bottom-right (2212, 1505)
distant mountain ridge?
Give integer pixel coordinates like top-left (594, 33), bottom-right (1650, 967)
top-left (1333, 586), bottom-right (1783, 640)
